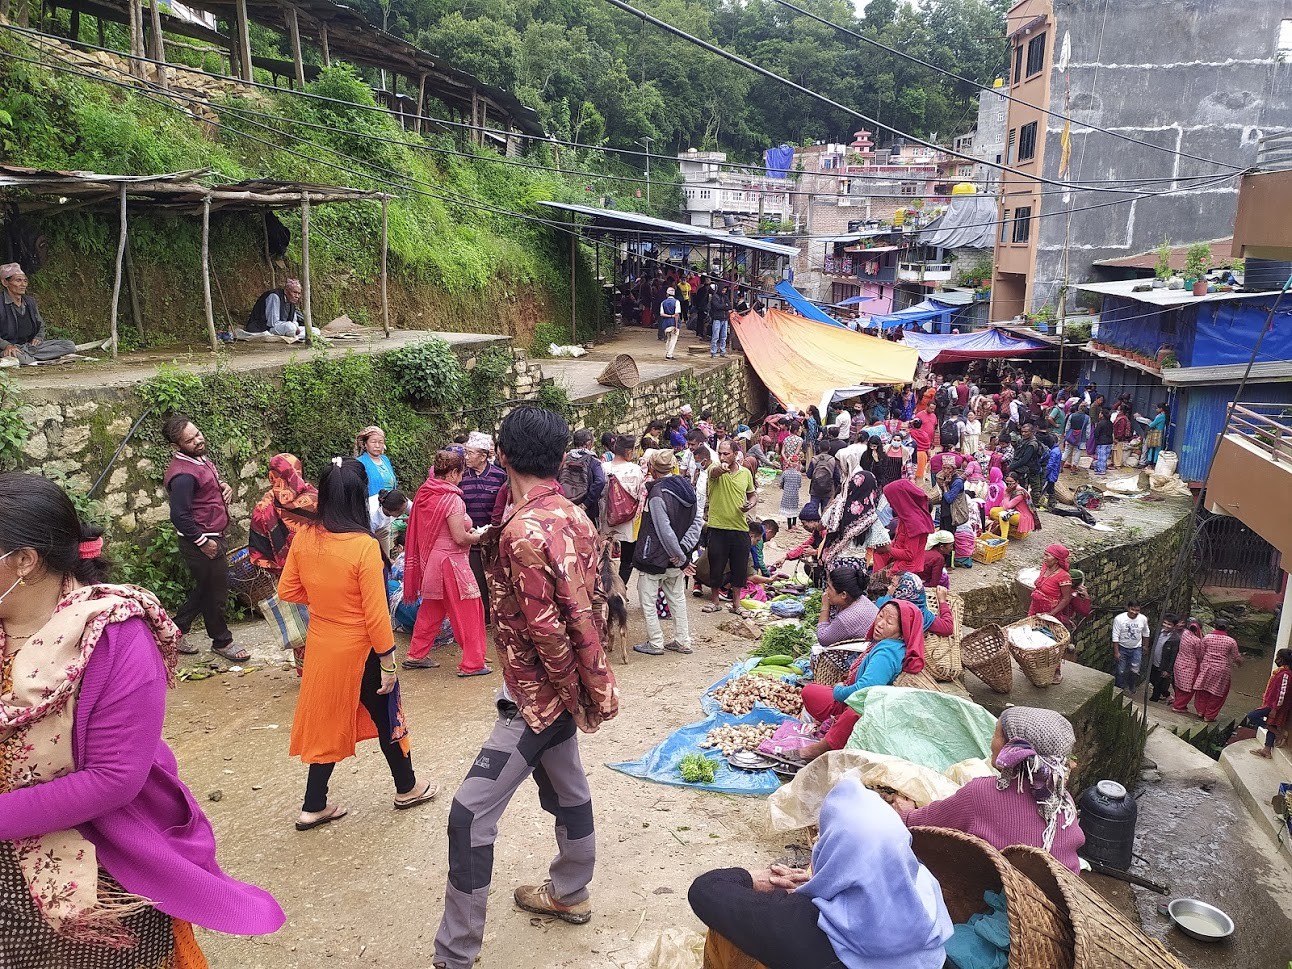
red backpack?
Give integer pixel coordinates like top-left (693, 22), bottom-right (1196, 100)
top-left (605, 474), bottom-right (639, 526)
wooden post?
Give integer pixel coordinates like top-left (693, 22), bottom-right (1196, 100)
top-left (70, 7), bottom-right (80, 41)
top-left (107, 185), bottom-right (127, 359)
top-left (379, 196), bottom-right (390, 338)
top-left (234, 0), bottom-right (253, 81)
top-left (285, 4), bottom-right (305, 86)
top-left (262, 212), bottom-right (276, 287)
top-left (148, 0), bottom-right (167, 89)
top-left (319, 23), bottom-right (330, 67)
top-left (97, 15), bottom-right (105, 46)
top-left (569, 229), bottom-right (577, 343)
top-left (124, 240), bottom-right (144, 339)
top-left (201, 195), bottom-right (219, 352)
top-left (300, 194), bottom-right (314, 347)
top-left (415, 73), bottom-right (427, 135)
top-left (126, 0), bottom-right (141, 77)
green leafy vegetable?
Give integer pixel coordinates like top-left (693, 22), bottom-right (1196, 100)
top-left (678, 753), bottom-right (717, 784)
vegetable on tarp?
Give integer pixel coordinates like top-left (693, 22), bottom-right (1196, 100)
top-left (678, 752), bottom-right (717, 784)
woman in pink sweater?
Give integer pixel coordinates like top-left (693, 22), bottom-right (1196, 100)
top-left (897, 706), bottom-right (1085, 872)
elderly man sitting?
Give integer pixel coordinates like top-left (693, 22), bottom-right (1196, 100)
top-left (0, 263), bottom-right (78, 366)
top-left (244, 278), bottom-right (317, 340)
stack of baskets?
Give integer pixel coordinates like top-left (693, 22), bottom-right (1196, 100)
top-left (1005, 614), bottom-right (1072, 687)
top-left (911, 827), bottom-right (1074, 969)
top-left (974, 535), bottom-right (1009, 564)
top-left (960, 623), bottom-right (1013, 693)
top-left (1003, 845), bottom-right (1190, 969)
top-left (924, 591), bottom-right (965, 682)
top-left (596, 353), bottom-right (641, 389)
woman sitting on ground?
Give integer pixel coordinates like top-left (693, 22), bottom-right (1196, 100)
top-left (895, 706), bottom-right (1086, 872)
top-left (871, 478), bottom-right (935, 574)
top-left (248, 452), bottom-right (318, 571)
top-left (798, 599), bottom-right (927, 761)
top-left (876, 570), bottom-right (955, 636)
top-left (816, 559), bottom-right (878, 647)
top-left (987, 472), bottom-right (1039, 541)
top-left (688, 776), bottom-right (952, 969)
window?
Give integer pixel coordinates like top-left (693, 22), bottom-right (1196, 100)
top-left (1012, 206), bottom-right (1033, 244)
top-left (1279, 20), bottom-right (1292, 62)
top-left (1000, 209), bottom-right (1011, 243)
top-left (1006, 129), bottom-right (1016, 164)
top-left (1013, 43), bottom-right (1025, 84)
top-left (1026, 33), bottom-right (1047, 77)
top-left (1018, 122), bottom-right (1038, 162)
top-left (900, 182), bottom-right (919, 196)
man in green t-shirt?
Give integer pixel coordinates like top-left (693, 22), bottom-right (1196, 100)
top-left (703, 439), bottom-right (756, 614)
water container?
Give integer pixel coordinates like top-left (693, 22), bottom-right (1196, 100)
top-left (1078, 780), bottom-right (1138, 870)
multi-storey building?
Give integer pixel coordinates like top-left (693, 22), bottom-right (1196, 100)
top-left (677, 150), bottom-right (791, 230)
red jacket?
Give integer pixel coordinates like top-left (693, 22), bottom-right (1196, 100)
top-left (1263, 667), bottom-right (1292, 729)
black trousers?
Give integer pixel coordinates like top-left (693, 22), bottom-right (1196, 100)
top-left (618, 540), bottom-right (637, 585)
top-left (174, 535), bottom-right (232, 647)
top-left (303, 651), bottom-right (417, 811)
top-left (468, 547), bottom-right (490, 624)
top-left (688, 869), bottom-right (841, 969)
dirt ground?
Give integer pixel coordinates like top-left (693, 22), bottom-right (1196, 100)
top-left (177, 578), bottom-right (790, 969)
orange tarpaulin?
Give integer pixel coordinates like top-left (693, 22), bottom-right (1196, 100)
top-left (731, 309), bottom-right (918, 408)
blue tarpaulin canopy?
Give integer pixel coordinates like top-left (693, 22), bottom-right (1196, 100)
top-left (773, 280), bottom-right (847, 327)
top-left (873, 299), bottom-right (957, 330)
top-left (837, 294), bottom-right (876, 306)
top-left (901, 328), bottom-right (1048, 364)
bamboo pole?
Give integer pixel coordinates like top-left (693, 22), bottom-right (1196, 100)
top-left (234, 0), bottom-right (252, 81)
top-left (148, 0), bottom-right (167, 89)
top-left (319, 24), bottom-right (330, 67)
top-left (107, 185), bottom-right (128, 359)
top-left (379, 196), bottom-right (390, 338)
top-left (200, 195), bottom-right (218, 352)
top-left (569, 226), bottom-right (577, 344)
top-left (300, 194), bottom-right (314, 347)
top-left (262, 212), bottom-right (276, 287)
top-left (124, 240), bottom-right (144, 339)
top-left (285, 4), bottom-right (305, 86)
top-left (415, 73), bottom-right (427, 135)
top-left (126, 0), bottom-right (140, 77)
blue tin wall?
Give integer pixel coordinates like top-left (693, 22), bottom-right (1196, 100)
top-left (1175, 382), bottom-right (1292, 483)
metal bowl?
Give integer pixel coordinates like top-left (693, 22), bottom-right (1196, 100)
top-left (1167, 898), bottom-right (1235, 942)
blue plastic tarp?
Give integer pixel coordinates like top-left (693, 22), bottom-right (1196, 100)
top-left (873, 300), bottom-right (956, 330)
top-left (764, 144), bottom-right (794, 179)
top-left (606, 707), bottom-right (794, 796)
top-left (901, 328), bottom-right (1048, 365)
top-left (773, 281), bottom-right (846, 328)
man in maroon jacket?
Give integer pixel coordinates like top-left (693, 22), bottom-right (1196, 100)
top-left (162, 415), bottom-right (246, 661)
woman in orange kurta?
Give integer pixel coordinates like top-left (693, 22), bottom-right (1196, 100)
top-left (279, 457), bottom-right (436, 832)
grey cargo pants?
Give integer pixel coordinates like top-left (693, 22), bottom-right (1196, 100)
top-left (433, 706), bottom-right (595, 969)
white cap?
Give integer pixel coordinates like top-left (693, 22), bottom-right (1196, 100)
top-left (667, 287), bottom-right (675, 295)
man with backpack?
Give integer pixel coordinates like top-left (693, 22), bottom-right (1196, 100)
top-left (938, 412), bottom-right (963, 454)
top-left (659, 287), bottom-right (682, 359)
top-left (934, 380), bottom-right (953, 423)
top-left (558, 429), bottom-right (606, 527)
top-left (1009, 422), bottom-right (1046, 499)
top-left (633, 451), bottom-right (702, 656)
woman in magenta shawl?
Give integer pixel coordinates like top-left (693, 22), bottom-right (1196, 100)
top-left (0, 473), bottom-right (283, 968)
top-left (872, 478), bottom-right (935, 575)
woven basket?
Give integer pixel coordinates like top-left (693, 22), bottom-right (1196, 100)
top-left (1003, 846), bottom-right (1190, 969)
top-left (810, 645), bottom-right (861, 687)
top-left (895, 668), bottom-right (950, 692)
top-left (911, 828), bottom-right (1074, 969)
top-left (596, 353), bottom-right (640, 389)
top-left (226, 546), bottom-right (279, 607)
top-left (1005, 615), bottom-right (1072, 688)
top-left (960, 623), bottom-right (1013, 693)
top-left (924, 592), bottom-right (964, 682)
top-left (1053, 480), bottom-right (1078, 505)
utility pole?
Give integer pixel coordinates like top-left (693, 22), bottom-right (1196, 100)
top-left (638, 136), bottom-right (654, 207)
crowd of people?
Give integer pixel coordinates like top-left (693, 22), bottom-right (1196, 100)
top-left (615, 256), bottom-right (760, 359)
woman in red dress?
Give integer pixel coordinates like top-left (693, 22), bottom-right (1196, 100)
top-left (1190, 620), bottom-right (1243, 721)
top-left (1170, 619), bottom-right (1205, 713)
top-left (1029, 543), bottom-right (1072, 617)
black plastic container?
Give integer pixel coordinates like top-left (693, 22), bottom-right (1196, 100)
top-left (1078, 779), bottom-right (1138, 871)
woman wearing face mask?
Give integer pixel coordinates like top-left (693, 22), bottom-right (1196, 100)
top-left (0, 473), bottom-right (284, 966)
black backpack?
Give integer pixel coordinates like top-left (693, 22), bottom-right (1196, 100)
top-left (940, 419), bottom-right (961, 448)
top-left (557, 453), bottom-right (593, 503)
top-left (810, 460), bottom-right (836, 503)
top-left (935, 384), bottom-right (951, 411)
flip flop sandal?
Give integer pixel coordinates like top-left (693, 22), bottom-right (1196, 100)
top-left (212, 643), bottom-right (250, 663)
top-left (702, 604), bottom-right (722, 613)
top-left (394, 782), bottom-right (439, 810)
top-left (402, 657), bottom-right (440, 669)
top-left (295, 805), bottom-right (348, 831)
top-left (177, 640), bottom-right (200, 655)
top-left (456, 667), bottom-right (493, 677)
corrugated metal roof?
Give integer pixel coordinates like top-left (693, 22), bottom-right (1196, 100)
top-left (1076, 279), bottom-right (1283, 305)
top-left (537, 201), bottom-right (799, 257)
top-left (1092, 238), bottom-right (1233, 271)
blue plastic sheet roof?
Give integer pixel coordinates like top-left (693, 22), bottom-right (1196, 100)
top-left (773, 280), bottom-right (846, 327)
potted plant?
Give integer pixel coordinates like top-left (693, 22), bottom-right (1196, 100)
top-left (1153, 240), bottom-right (1172, 288)
top-left (1184, 242), bottom-right (1211, 296)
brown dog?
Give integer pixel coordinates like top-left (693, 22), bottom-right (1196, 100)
top-left (600, 540), bottom-right (630, 665)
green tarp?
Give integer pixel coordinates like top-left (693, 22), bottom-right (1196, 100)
top-left (844, 686), bottom-right (996, 772)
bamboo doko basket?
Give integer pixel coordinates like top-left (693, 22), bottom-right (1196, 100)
top-left (924, 591), bottom-right (965, 682)
top-left (912, 828), bottom-right (1075, 969)
top-left (1003, 846), bottom-right (1190, 969)
top-left (596, 353), bottom-right (641, 389)
top-left (810, 643), bottom-right (863, 688)
top-left (1005, 615), bottom-right (1072, 687)
top-left (960, 623), bottom-right (1014, 693)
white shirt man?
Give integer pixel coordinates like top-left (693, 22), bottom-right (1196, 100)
top-left (1111, 604), bottom-right (1151, 691)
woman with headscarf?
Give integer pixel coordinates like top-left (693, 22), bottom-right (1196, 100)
top-left (897, 706), bottom-right (1085, 872)
top-left (872, 479), bottom-right (934, 574)
top-left (402, 450), bottom-right (490, 675)
top-left (981, 466), bottom-right (1006, 521)
top-left (688, 776), bottom-right (952, 969)
top-left (988, 472), bottom-right (1039, 541)
top-left (249, 453), bottom-right (318, 571)
top-left (1029, 543), bottom-right (1073, 617)
top-left (1170, 619), bottom-right (1206, 713)
top-left (877, 571), bottom-right (955, 636)
top-left (821, 469), bottom-right (881, 566)
top-left (859, 435), bottom-right (901, 489)
top-left (798, 599), bottom-right (927, 760)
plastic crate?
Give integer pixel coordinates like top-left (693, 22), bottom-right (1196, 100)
top-left (972, 536), bottom-right (1009, 564)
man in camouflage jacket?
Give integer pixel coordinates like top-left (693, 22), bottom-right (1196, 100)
top-left (433, 407), bottom-right (619, 969)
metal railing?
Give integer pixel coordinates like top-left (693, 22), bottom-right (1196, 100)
top-left (1224, 402), bottom-right (1292, 465)
top-left (1256, 131), bottom-right (1292, 172)
top-left (898, 261), bottom-right (953, 274)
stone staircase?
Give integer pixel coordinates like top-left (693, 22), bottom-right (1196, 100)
top-left (1220, 736), bottom-right (1292, 864)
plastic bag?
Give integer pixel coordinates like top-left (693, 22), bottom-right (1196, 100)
top-left (844, 687), bottom-right (996, 772)
top-left (642, 928), bottom-right (706, 969)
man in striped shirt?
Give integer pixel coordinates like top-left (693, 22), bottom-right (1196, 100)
top-left (461, 431), bottom-right (507, 623)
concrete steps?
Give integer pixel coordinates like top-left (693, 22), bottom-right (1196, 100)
top-left (1219, 738), bottom-right (1292, 865)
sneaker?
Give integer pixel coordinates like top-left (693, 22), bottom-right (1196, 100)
top-left (632, 641), bottom-right (665, 656)
top-left (664, 640), bottom-right (694, 655)
top-left (514, 881), bottom-right (591, 925)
